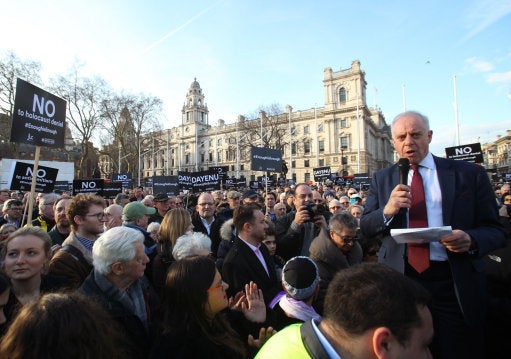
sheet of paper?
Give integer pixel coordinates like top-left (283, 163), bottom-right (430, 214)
top-left (390, 226), bottom-right (453, 244)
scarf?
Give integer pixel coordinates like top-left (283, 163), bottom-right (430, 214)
top-left (278, 295), bottom-right (322, 322)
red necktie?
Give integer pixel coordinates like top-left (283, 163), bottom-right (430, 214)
top-left (408, 164), bottom-right (430, 273)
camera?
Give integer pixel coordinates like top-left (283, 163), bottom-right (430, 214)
top-left (303, 201), bottom-right (327, 221)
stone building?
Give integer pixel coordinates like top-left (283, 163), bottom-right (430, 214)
top-left (101, 61), bottom-right (394, 186)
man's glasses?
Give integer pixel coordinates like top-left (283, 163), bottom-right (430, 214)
top-left (332, 232), bottom-right (357, 244)
top-left (84, 212), bottom-right (106, 221)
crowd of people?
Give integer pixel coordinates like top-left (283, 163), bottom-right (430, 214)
top-left (0, 110), bottom-right (510, 358)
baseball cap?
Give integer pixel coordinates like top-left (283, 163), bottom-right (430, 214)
top-left (324, 190), bottom-right (335, 197)
top-left (123, 202), bottom-right (156, 220)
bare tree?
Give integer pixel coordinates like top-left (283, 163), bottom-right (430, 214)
top-left (100, 93), bottom-right (163, 182)
top-left (50, 66), bottom-right (109, 178)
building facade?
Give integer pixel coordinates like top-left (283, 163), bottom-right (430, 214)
top-left (100, 61), bottom-right (394, 186)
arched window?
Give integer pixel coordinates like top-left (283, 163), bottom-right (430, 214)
top-left (339, 87), bottom-right (346, 103)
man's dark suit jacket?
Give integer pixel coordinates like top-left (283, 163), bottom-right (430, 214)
top-left (191, 212), bottom-right (225, 256)
top-left (360, 155), bottom-right (506, 329)
top-left (222, 236), bottom-right (280, 305)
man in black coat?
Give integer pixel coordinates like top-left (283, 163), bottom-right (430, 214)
top-left (191, 192), bottom-right (225, 256)
top-left (222, 204), bottom-right (280, 305)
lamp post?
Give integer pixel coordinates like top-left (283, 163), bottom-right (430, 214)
top-left (286, 105), bottom-right (293, 181)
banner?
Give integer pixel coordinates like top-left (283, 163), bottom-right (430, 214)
top-left (9, 161), bottom-right (58, 193)
top-left (178, 170), bottom-right (220, 193)
top-left (250, 146), bottom-right (282, 172)
top-left (54, 181), bottom-right (72, 193)
top-left (73, 179), bottom-right (104, 196)
top-left (313, 166), bottom-right (332, 182)
top-left (11, 78), bottom-right (67, 148)
top-left (111, 173), bottom-right (133, 189)
top-left (445, 143), bottom-right (483, 163)
top-left (152, 175), bottom-right (179, 196)
top-left (103, 181), bottom-right (123, 199)
top-left (209, 166), bottom-right (229, 180)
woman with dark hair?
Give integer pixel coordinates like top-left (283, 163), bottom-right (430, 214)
top-left (0, 226), bottom-right (69, 334)
top-left (0, 292), bottom-right (126, 359)
top-left (151, 208), bottom-right (194, 295)
top-left (150, 256), bottom-right (273, 358)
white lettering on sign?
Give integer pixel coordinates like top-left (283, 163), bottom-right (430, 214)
top-left (25, 167), bottom-right (47, 178)
top-left (32, 95), bottom-right (56, 118)
top-left (82, 181), bottom-right (97, 189)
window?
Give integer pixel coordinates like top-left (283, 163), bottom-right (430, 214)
top-left (217, 139), bottom-right (222, 146)
top-left (292, 161), bottom-right (296, 168)
top-left (185, 154), bottom-right (190, 164)
top-left (292, 143), bottom-right (297, 155)
top-left (341, 136), bottom-right (348, 150)
top-left (209, 152), bottom-right (213, 162)
top-left (341, 118), bottom-right (347, 128)
top-left (240, 165), bottom-right (244, 171)
top-left (217, 150), bottom-right (222, 162)
top-left (200, 153), bottom-right (204, 162)
top-left (319, 140), bottom-right (325, 152)
top-left (318, 123), bottom-right (324, 132)
top-left (339, 88), bottom-right (346, 103)
top-left (304, 125), bottom-right (310, 134)
top-left (319, 159), bottom-right (325, 166)
top-left (304, 173), bottom-right (311, 182)
top-left (304, 141), bottom-right (311, 154)
top-left (304, 160), bottom-right (310, 167)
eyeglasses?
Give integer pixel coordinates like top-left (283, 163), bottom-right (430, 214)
top-left (84, 212), bottom-right (106, 221)
top-left (43, 202), bottom-right (55, 207)
top-left (332, 232), bottom-right (357, 244)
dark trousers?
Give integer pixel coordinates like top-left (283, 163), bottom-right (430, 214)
top-left (405, 261), bottom-right (484, 359)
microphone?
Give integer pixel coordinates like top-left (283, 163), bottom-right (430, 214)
top-left (398, 158), bottom-right (410, 185)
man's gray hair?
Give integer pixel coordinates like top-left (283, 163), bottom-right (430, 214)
top-left (329, 212), bottom-right (358, 232)
top-left (391, 111), bottom-right (430, 135)
top-left (92, 226), bottom-right (144, 275)
top-left (172, 231), bottom-right (211, 260)
top-left (39, 193), bottom-right (61, 212)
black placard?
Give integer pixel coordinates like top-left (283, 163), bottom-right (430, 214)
top-left (313, 166), bottom-right (332, 181)
top-left (9, 161), bottom-right (58, 193)
top-left (11, 78), bottom-right (67, 148)
top-left (152, 176), bottom-right (179, 196)
top-left (445, 143), bottom-right (483, 163)
top-left (250, 147), bottom-right (282, 172)
top-left (73, 179), bottom-right (104, 196)
top-left (178, 171), bottom-right (220, 193)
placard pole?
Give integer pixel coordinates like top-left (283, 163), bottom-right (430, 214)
top-left (26, 146), bottom-right (41, 225)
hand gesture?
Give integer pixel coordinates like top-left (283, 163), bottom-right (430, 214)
top-left (383, 184), bottom-right (411, 218)
top-left (228, 291), bottom-right (245, 311)
top-left (240, 282), bottom-right (266, 323)
top-left (248, 327), bottom-right (277, 348)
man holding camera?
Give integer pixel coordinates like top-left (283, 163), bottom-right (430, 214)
top-left (275, 183), bottom-right (328, 261)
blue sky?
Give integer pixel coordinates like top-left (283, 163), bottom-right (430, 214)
top-left (2, 0), bottom-right (510, 156)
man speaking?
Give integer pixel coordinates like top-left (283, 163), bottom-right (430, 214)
top-left (361, 111), bottom-right (506, 359)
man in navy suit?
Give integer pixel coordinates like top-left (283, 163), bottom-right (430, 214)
top-left (360, 111), bottom-right (506, 359)
top-left (222, 203), bottom-right (280, 305)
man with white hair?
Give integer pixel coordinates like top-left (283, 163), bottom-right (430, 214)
top-left (79, 226), bottom-right (157, 358)
top-left (172, 231), bottom-right (212, 260)
top-left (31, 192), bottom-right (60, 231)
top-left (328, 199), bottom-right (343, 215)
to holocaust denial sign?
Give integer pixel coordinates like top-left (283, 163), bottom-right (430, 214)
top-left (313, 166), bottom-right (331, 182)
top-left (445, 143), bottom-right (483, 163)
top-left (250, 147), bottom-right (282, 172)
top-left (9, 161), bottom-right (58, 193)
top-left (11, 78), bottom-right (67, 148)
top-left (73, 179), bottom-right (104, 196)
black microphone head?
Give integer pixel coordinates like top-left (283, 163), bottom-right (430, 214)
top-left (398, 158), bottom-right (410, 185)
